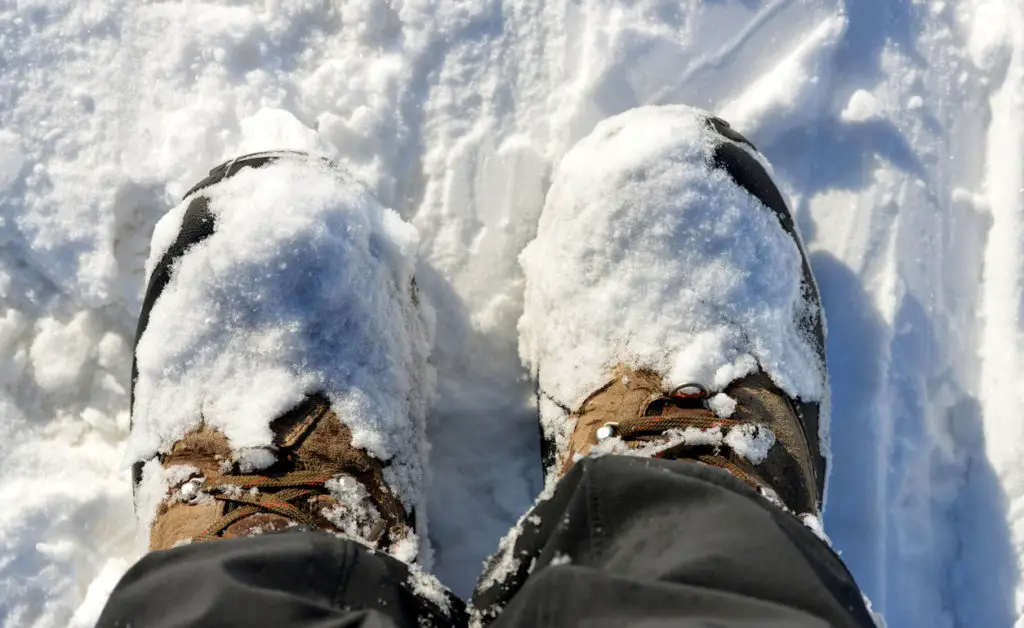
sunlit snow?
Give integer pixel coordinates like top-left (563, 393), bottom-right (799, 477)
top-left (0, 0), bottom-right (1021, 627)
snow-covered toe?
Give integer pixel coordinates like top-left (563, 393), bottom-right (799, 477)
top-left (519, 105), bottom-right (828, 505)
top-left (128, 153), bottom-right (434, 560)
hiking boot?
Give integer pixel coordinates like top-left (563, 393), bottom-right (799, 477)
top-left (129, 152), bottom-right (434, 556)
top-left (519, 106), bottom-right (827, 515)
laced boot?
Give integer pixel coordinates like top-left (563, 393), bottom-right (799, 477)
top-left (560, 365), bottom-right (821, 515)
top-left (129, 151), bottom-right (432, 557)
top-left (520, 106), bottom-right (829, 519)
top-left (146, 394), bottom-right (412, 551)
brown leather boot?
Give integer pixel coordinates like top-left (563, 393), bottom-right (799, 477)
top-left (560, 365), bottom-right (821, 515)
top-left (146, 394), bottom-right (411, 551)
top-left (521, 109), bottom-right (829, 518)
top-left (130, 152), bottom-right (431, 555)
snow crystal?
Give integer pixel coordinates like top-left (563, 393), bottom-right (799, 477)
top-left (757, 485), bottom-right (787, 512)
top-left (129, 159), bottom-right (435, 527)
top-left (326, 475), bottom-right (367, 502)
top-left (537, 395), bottom-right (572, 475)
top-left (520, 106), bottom-right (826, 439)
top-left (35, 540), bottom-right (75, 562)
top-left (0, 310), bottom-right (28, 385)
top-left (0, 309), bottom-right (26, 353)
top-left (589, 427), bottom-right (719, 461)
top-left (663, 426), bottom-right (721, 450)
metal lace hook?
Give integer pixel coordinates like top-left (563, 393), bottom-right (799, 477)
top-left (669, 383), bottom-right (711, 409)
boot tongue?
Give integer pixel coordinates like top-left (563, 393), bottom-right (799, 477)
top-left (162, 425), bottom-right (232, 478)
top-left (149, 399), bottom-right (328, 551)
top-left (562, 367), bottom-right (663, 473)
top-left (270, 395), bottom-right (332, 448)
top-left (642, 391), bottom-right (711, 417)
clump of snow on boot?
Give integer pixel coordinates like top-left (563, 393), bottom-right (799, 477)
top-left (129, 157), bottom-right (435, 530)
top-left (589, 424), bottom-right (775, 466)
top-left (519, 105), bottom-right (825, 454)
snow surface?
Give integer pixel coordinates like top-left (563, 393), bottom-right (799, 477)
top-left (0, 0), bottom-right (1022, 627)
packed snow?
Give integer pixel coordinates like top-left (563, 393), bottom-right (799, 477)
top-left (0, 0), bottom-right (1022, 627)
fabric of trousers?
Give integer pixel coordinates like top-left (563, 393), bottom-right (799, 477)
top-left (97, 456), bottom-right (876, 627)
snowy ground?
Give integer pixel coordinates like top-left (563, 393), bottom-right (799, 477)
top-left (0, 0), bottom-right (1021, 626)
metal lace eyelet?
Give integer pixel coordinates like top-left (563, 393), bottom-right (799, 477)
top-left (595, 423), bottom-right (619, 441)
top-left (670, 383), bottom-right (710, 399)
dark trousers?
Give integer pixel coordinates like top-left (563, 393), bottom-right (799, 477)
top-left (97, 456), bottom-right (875, 627)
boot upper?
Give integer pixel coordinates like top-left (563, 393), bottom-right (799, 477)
top-left (130, 152), bottom-right (433, 555)
top-left (562, 366), bottom-right (820, 515)
top-left (146, 395), bottom-right (412, 551)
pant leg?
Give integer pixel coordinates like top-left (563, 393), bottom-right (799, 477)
top-left (97, 530), bottom-right (467, 628)
top-left (473, 456), bottom-right (875, 628)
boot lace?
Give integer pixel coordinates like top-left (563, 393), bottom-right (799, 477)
top-left (596, 383), bottom-right (769, 491)
top-left (181, 470), bottom-right (342, 542)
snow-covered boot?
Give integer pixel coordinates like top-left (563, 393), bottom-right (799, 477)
top-left (128, 152), bottom-right (434, 558)
top-left (519, 107), bottom-right (827, 516)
